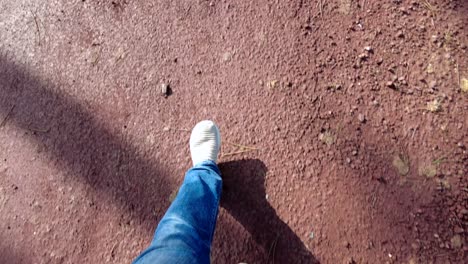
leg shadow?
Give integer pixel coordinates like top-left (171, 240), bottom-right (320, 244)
top-left (0, 246), bottom-right (31, 264)
top-left (219, 159), bottom-right (319, 264)
top-left (0, 54), bottom-right (170, 229)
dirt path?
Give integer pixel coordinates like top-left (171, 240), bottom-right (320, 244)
top-left (0, 0), bottom-right (467, 263)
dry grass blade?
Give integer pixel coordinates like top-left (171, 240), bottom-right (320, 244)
top-left (27, 126), bottom-right (50, 133)
top-left (226, 141), bottom-right (259, 150)
top-left (421, 0), bottom-right (437, 26)
top-left (31, 11), bottom-right (41, 46)
top-left (221, 149), bottom-right (255, 157)
top-left (222, 141), bottom-right (260, 157)
top-left (267, 234), bottom-right (280, 264)
top-left (432, 156), bottom-right (446, 166)
top-left (319, 0), bottom-right (323, 17)
top-left (0, 105), bottom-right (15, 127)
top-left (173, 128), bottom-right (190, 132)
top-left (421, 0), bottom-right (436, 12)
top-left (162, 127), bottom-right (190, 132)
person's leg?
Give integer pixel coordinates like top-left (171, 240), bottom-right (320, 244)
top-left (133, 161), bottom-right (222, 264)
top-left (133, 121), bottom-right (222, 264)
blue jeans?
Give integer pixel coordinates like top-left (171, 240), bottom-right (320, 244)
top-left (133, 161), bottom-right (222, 264)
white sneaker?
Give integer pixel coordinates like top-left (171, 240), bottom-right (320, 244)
top-left (189, 120), bottom-right (221, 166)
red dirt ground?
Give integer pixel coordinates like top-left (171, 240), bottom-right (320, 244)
top-left (0, 0), bottom-right (467, 263)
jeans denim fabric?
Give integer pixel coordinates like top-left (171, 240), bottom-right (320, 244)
top-left (133, 161), bottom-right (222, 264)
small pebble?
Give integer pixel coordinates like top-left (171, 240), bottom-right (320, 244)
top-left (161, 83), bottom-right (171, 97)
top-left (358, 53), bottom-right (369, 60)
top-left (309, 232), bottom-right (315, 239)
top-left (358, 113), bottom-right (366, 123)
top-left (396, 31), bottom-right (404, 38)
top-left (344, 241), bottom-right (351, 249)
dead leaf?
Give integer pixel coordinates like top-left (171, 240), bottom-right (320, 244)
top-left (168, 188), bottom-right (179, 203)
top-left (393, 155), bottom-right (409, 176)
top-left (426, 99), bottom-right (441, 112)
top-left (338, 0), bottom-right (352, 14)
top-left (319, 132), bottom-right (335, 146)
top-left (450, 234), bottom-right (462, 248)
top-left (419, 163), bottom-right (437, 178)
top-left (426, 63), bottom-right (434, 74)
top-left (267, 80), bottom-right (278, 89)
top-left (408, 258), bottom-right (417, 264)
top-left (461, 78), bottom-right (468, 92)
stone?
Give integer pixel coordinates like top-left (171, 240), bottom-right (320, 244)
top-left (386, 81), bottom-right (396, 89)
top-left (358, 113), bottom-right (366, 123)
top-left (161, 83), bottom-right (172, 97)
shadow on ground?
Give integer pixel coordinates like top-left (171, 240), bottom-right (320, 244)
top-left (0, 56), bottom-right (318, 262)
top-left (220, 159), bottom-right (318, 263)
top-left (0, 54), bottom-right (171, 226)
top-left (332, 131), bottom-right (463, 262)
top-left (0, 251), bottom-right (24, 264)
